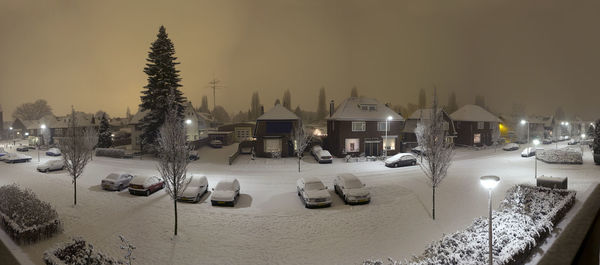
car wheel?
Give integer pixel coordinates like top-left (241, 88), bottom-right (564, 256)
top-left (412, 161), bottom-right (416, 166)
top-left (195, 194), bottom-right (200, 203)
top-left (45, 168), bottom-right (49, 173)
top-left (344, 195), bottom-right (348, 204)
top-left (119, 185), bottom-right (124, 191)
top-left (145, 190), bottom-right (150, 196)
top-left (395, 163), bottom-right (399, 168)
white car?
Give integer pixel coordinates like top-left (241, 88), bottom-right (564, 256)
top-left (0, 147), bottom-right (7, 157)
top-left (385, 153), bottom-right (417, 167)
top-left (178, 175), bottom-right (209, 203)
top-left (502, 143), bottom-right (519, 151)
top-left (211, 179), bottom-right (240, 206)
top-left (297, 177), bottom-right (332, 208)
top-left (521, 147), bottom-right (538, 157)
top-left (311, 145), bottom-right (323, 156)
top-left (101, 173), bottom-right (134, 191)
top-left (333, 174), bottom-right (370, 205)
top-left (4, 153), bottom-right (32, 163)
top-left (314, 149), bottom-right (333, 164)
top-left (46, 148), bottom-right (61, 156)
top-left (37, 159), bottom-right (64, 172)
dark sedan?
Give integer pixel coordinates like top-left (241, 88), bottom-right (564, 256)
top-left (385, 153), bottom-right (417, 167)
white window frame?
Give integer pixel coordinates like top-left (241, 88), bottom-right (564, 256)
top-left (377, 122), bottom-right (390, 132)
top-left (477, 121), bottom-right (484, 130)
top-left (345, 138), bottom-right (360, 153)
top-left (352, 121), bottom-right (366, 132)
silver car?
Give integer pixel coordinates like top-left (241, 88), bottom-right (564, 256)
top-left (297, 177), bottom-right (332, 208)
top-left (37, 159), bottom-right (64, 173)
top-left (101, 173), bottom-right (134, 191)
top-left (178, 175), bottom-right (209, 203)
top-left (211, 179), bottom-right (240, 206)
top-left (333, 174), bottom-right (370, 205)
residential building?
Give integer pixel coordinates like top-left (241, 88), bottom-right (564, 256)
top-left (253, 104), bottom-right (301, 158)
top-left (402, 108), bottom-right (456, 147)
top-left (450, 105), bottom-right (501, 146)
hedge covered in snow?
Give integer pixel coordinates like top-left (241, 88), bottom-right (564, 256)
top-left (0, 184), bottom-right (61, 244)
top-left (43, 237), bottom-right (120, 265)
top-left (364, 185), bottom-right (576, 265)
top-left (536, 147), bottom-right (583, 164)
top-left (95, 148), bottom-right (126, 158)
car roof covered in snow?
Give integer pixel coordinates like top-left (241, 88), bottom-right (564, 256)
top-left (450, 105), bottom-right (501, 122)
top-left (337, 173), bottom-right (359, 181)
top-left (328, 97), bottom-right (404, 121)
top-left (301, 176), bottom-right (323, 184)
top-left (256, 104), bottom-right (300, 121)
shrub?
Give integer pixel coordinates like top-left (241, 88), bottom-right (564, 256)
top-left (0, 184), bottom-right (61, 244)
top-left (536, 147), bottom-right (583, 164)
top-left (95, 148), bottom-right (125, 158)
top-left (43, 237), bottom-right (119, 265)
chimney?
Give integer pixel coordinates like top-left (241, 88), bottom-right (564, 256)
top-left (260, 105), bottom-right (264, 115)
top-left (329, 100), bottom-right (335, 117)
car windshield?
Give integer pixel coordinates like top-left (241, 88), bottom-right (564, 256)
top-left (304, 182), bottom-right (325, 191)
top-left (344, 179), bottom-right (363, 189)
top-left (215, 181), bottom-right (233, 191)
top-left (106, 174), bottom-right (119, 180)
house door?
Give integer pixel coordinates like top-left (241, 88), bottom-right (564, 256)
top-left (364, 139), bottom-right (380, 156)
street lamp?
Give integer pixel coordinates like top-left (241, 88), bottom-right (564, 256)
top-left (533, 139), bottom-right (540, 178)
top-left (520, 119), bottom-right (529, 144)
top-left (385, 116), bottom-right (393, 157)
top-left (39, 124), bottom-right (46, 162)
top-left (480, 175), bottom-right (500, 265)
top-left (185, 119), bottom-right (192, 125)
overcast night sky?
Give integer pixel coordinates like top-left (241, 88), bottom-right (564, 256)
top-left (1, 0), bottom-right (599, 120)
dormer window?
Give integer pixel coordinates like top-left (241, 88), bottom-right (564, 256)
top-left (359, 104), bottom-right (376, 111)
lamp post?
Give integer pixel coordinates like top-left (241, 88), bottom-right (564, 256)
top-left (9, 127), bottom-right (13, 146)
top-left (533, 139), bottom-right (540, 178)
top-left (520, 119), bottom-right (529, 145)
top-left (385, 116), bottom-right (392, 157)
top-left (39, 124), bottom-right (46, 162)
top-left (480, 175), bottom-right (500, 265)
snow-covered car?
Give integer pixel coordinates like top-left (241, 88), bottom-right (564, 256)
top-left (502, 143), bottom-right (519, 151)
top-left (542, 139), bottom-right (552, 145)
top-left (4, 153), bottom-right (32, 163)
top-left (188, 151), bottom-right (199, 161)
top-left (46, 148), bottom-right (61, 156)
top-left (128, 175), bottom-right (164, 196)
top-left (296, 177), bottom-right (332, 208)
top-left (211, 179), bottom-right (240, 206)
top-left (178, 175), bottom-right (208, 203)
top-left (209, 140), bottom-right (223, 148)
top-left (385, 153), bottom-right (417, 167)
top-left (333, 174), bottom-right (370, 205)
top-left (313, 149), bottom-right (333, 164)
top-left (0, 148), bottom-right (7, 158)
top-left (16, 146), bottom-right (29, 152)
top-left (102, 173), bottom-right (134, 191)
top-left (311, 145), bottom-right (323, 156)
top-left (521, 147), bottom-right (537, 157)
top-left (411, 146), bottom-right (427, 156)
top-left (567, 139), bottom-right (579, 145)
top-left (36, 159), bottom-right (64, 172)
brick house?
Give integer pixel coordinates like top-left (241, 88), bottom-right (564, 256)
top-left (326, 97), bottom-right (404, 157)
top-left (253, 104), bottom-right (301, 158)
top-left (402, 108), bottom-right (457, 147)
top-left (450, 105), bottom-right (501, 146)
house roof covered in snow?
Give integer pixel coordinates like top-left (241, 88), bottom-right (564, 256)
top-left (328, 97), bottom-right (404, 121)
top-left (257, 104), bottom-right (300, 121)
top-left (450, 105), bottom-right (501, 122)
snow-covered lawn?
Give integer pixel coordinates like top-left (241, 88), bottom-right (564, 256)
top-left (0, 141), bottom-right (597, 265)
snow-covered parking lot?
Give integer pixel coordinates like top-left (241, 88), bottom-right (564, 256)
top-left (0, 142), bottom-right (598, 265)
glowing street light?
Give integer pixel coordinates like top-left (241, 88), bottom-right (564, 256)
top-left (185, 119), bottom-right (192, 125)
top-left (480, 175), bottom-right (500, 265)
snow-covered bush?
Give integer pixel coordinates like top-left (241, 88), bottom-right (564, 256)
top-left (536, 147), bottom-right (583, 164)
top-left (367, 185), bottom-right (575, 265)
top-left (95, 148), bottom-right (125, 158)
top-left (0, 184), bottom-right (61, 244)
top-left (43, 237), bottom-right (119, 265)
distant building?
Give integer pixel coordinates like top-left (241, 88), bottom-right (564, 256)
top-left (450, 105), bottom-right (501, 146)
top-left (402, 108), bottom-right (456, 147)
top-left (253, 104), bottom-right (301, 158)
top-left (218, 122), bottom-right (255, 143)
top-left (326, 97), bottom-right (404, 157)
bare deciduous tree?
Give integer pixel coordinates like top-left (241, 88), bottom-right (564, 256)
top-left (60, 108), bottom-right (97, 206)
top-left (415, 88), bottom-right (454, 220)
top-left (157, 93), bottom-right (190, 236)
top-left (294, 124), bottom-right (311, 172)
top-left (12, 99), bottom-right (54, 121)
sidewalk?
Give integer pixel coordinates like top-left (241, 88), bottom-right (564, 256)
top-left (0, 239), bottom-right (20, 265)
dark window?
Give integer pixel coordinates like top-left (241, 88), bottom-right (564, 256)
top-left (266, 122), bottom-right (293, 134)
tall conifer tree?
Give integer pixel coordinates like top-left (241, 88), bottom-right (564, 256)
top-left (98, 114), bottom-right (112, 148)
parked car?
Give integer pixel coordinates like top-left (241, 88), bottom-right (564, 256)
top-left (333, 174), bottom-right (370, 205)
top-left (178, 175), bottom-right (208, 203)
top-left (102, 173), bottom-right (134, 191)
top-left (16, 146), bottom-right (29, 152)
top-left (411, 146), bottom-right (427, 156)
top-left (521, 147), bottom-right (538, 157)
top-left (502, 143), bottom-right (519, 151)
top-left (0, 148), bottom-right (7, 157)
top-left (542, 138), bottom-right (552, 144)
top-left (188, 151), bottom-right (199, 161)
top-left (313, 149), bottom-right (333, 164)
top-left (46, 148), bottom-right (61, 156)
top-left (36, 159), bottom-right (64, 172)
top-left (384, 153), bottom-right (417, 167)
top-left (296, 177), bottom-right (332, 208)
top-left (311, 145), bottom-right (323, 156)
top-left (128, 175), bottom-right (164, 196)
top-left (209, 140), bottom-right (223, 148)
top-left (568, 139), bottom-right (579, 145)
top-left (211, 179), bottom-right (240, 206)
top-left (4, 153), bottom-right (32, 163)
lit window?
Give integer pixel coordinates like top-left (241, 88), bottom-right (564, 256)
top-left (474, 133), bottom-right (481, 144)
top-left (382, 136), bottom-right (395, 150)
top-left (345, 138), bottom-right (360, 152)
top-left (352, 122), bottom-right (366, 132)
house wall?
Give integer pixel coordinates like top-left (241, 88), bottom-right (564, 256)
top-left (218, 123), bottom-right (254, 142)
top-left (326, 120), bottom-right (403, 157)
top-left (254, 120), bottom-right (299, 158)
top-left (454, 121), bottom-right (496, 146)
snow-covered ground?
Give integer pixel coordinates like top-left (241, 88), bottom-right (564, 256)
top-left (0, 141), bottom-right (597, 265)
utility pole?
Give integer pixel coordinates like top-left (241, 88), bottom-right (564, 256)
top-left (207, 76), bottom-right (225, 111)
